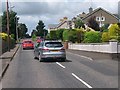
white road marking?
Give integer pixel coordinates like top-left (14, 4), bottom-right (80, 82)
top-left (56, 62), bottom-right (66, 69)
top-left (72, 73), bottom-right (93, 88)
top-left (67, 52), bottom-right (93, 61)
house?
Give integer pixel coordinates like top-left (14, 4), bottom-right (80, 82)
top-left (48, 24), bottom-right (58, 33)
top-left (48, 17), bottom-right (75, 33)
top-left (73, 7), bottom-right (119, 28)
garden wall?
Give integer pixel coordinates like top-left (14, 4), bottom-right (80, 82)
top-left (69, 41), bottom-right (120, 54)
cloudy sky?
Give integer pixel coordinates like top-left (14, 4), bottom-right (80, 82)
top-left (1, 0), bottom-right (120, 35)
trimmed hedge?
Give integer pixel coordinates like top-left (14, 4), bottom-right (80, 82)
top-left (84, 31), bottom-right (101, 43)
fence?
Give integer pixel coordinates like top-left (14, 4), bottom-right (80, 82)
top-left (1, 39), bottom-right (15, 55)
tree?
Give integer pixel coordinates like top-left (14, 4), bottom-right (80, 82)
top-left (75, 19), bottom-right (85, 29)
top-left (87, 16), bottom-right (100, 31)
top-left (2, 10), bottom-right (18, 40)
top-left (36, 20), bottom-right (48, 38)
top-left (17, 23), bottom-right (28, 38)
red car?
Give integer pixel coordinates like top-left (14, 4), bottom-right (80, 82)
top-left (22, 40), bottom-right (34, 50)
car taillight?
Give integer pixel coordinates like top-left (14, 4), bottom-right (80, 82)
top-left (42, 48), bottom-right (49, 52)
top-left (23, 44), bottom-right (26, 46)
top-left (60, 48), bottom-right (65, 52)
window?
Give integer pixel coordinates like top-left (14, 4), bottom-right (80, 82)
top-left (45, 42), bottom-right (63, 47)
top-left (96, 16), bottom-right (105, 21)
top-left (96, 17), bottom-right (100, 21)
top-left (101, 16), bottom-right (105, 21)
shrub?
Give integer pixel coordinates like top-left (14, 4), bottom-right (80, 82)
top-left (10, 34), bottom-right (15, 39)
top-left (50, 30), bottom-right (57, 40)
top-left (68, 29), bottom-right (77, 43)
top-left (84, 31), bottom-right (101, 43)
top-left (108, 24), bottom-right (120, 41)
top-left (76, 28), bottom-right (85, 43)
top-left (102, 32), bottom-right (110, 42)
top-left (63, 30), bottom-right (69, 41)
top-left (56, 29), bottom-right (65, 40)
top-left (0, 33), bottom-right (8, 41)
top-left (32, 34), bottom-right (36, 41)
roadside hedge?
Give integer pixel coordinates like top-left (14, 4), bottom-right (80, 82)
top-left (83, 31), bottom-right (101, 43)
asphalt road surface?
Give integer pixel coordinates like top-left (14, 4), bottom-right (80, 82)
top-left (2, 46), bottom-right (118, 88)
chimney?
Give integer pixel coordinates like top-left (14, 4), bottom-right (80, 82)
top-left (89, 7), bottom-right (93, 13)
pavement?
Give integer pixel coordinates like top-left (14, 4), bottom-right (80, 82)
top-left (0, 44), bottom-right (20, 80)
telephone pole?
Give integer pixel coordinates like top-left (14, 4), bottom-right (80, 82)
top-left (6, 0), bottom-right (10, 52)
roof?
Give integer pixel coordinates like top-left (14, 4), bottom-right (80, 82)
top-left (82, 7), bottom-right (119, 20)
top-left (48, 24), bottom-right (58, 29)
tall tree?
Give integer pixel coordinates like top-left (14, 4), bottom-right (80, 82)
top-left (36, 20), bottom-right (48, 38)
top-left (2, 10), bottom-right (18, 39)
top-left (87, 16), bottom-right (100, 31)
top-left (17, 23), bottom-right (28, 38)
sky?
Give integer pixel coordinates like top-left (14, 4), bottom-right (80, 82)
top-left (1, 0), bottom-right (120, 35)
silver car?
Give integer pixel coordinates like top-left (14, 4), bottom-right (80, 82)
top-left (34, 40), bottom-right (66, 62)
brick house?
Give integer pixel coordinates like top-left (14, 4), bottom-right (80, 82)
top-left (73, 7), bottom-right (119, 28)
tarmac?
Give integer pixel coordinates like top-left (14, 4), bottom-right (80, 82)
top-left (0, 44), bottom-right (119, 81)
top-left (0, 44), bottom-right (20, 81)
top-left (67, 49), bottom-right (120, 61)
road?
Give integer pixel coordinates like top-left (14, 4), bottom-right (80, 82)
top-left (2, 45), bottom-right (118, 88)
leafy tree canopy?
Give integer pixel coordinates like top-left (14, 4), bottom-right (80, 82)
top-left (36, 20), bottom-right (48, 38)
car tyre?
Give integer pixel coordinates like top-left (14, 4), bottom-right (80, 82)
top-left (62, 58), bottom-right (66, 62)
top-left (39, 55), bottom-right (43, 62)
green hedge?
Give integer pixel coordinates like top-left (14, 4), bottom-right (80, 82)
top-left (84, 31), bottom-right (101, 43)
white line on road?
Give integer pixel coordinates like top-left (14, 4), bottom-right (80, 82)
top-left (72, 73), bottom-right (93, 88)
top-left (56, 62), bottom-right (66, 69)
top-left (67, 52), bottom-right (93, 61)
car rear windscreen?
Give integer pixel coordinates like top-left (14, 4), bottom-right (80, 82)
top-left (24, 41), bottom-right (32, 43)
top-left (45, 42), bottom-right (63, 47)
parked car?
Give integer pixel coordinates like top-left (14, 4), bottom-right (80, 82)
top-left (34, 40), bottom-right (66, 62)
top-left (22, 40), bottom-right (34, 50)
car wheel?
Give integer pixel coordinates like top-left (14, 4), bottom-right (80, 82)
top-left (62, 58), bottom-right (66, 62)
top-left (39, 55), bottom-right (43, 62)
top-left (34, 57), bottom-right (38, 60)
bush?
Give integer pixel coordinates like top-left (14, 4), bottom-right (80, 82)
top-left (76, 28), bottom-right (85, 43)
top-left (32, 34), bottom-right (36, 41)
top-left (10, 34), bottom-right (15, 39)
top-left (63, 30), bottom-right (69, 41)
top-left (0, 33), bottom-right (8, 41)
top-left (102, 32), bottom-right (110, 42)
top-left (56, 29), bottom-right (65, 40)
top-left (68, 30), bottom-right (77, 43)
top-left (50, 30), bottom-right (57, 40)
top-left (84, 31), bottom-right (101, 43)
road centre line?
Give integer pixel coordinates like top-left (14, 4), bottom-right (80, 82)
top-left (72, 73), bottom-right (93, 88)
top-left (67, 52), bottom-right (93, 61)
top-left (56, 62), bottom-right (66, 69)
